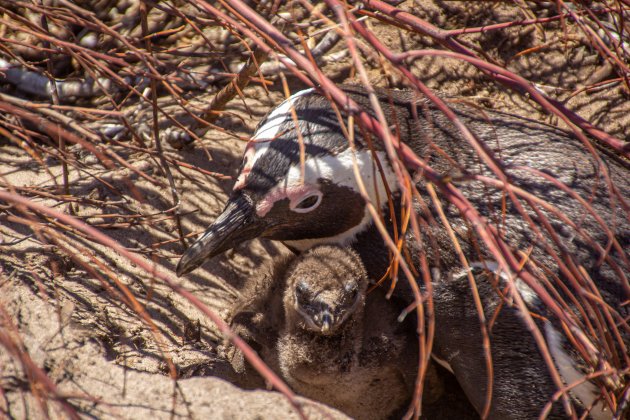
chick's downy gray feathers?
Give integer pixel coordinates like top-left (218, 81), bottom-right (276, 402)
top-left (226, 245), bottom-right (428, 419)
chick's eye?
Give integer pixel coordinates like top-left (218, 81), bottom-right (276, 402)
top-left (291, 192), bottom-right (322, 213)
top-left (344, 282), bottom-right (359, 297)
top-left (296, 281), bottom-right (308, 294)
top-left (295, 281), bottom-right (310, 304)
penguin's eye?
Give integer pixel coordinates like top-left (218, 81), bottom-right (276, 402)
top-left (291, 192), bottom-right (322, 213)
top-left (297, 195), bottom-right (318, 209)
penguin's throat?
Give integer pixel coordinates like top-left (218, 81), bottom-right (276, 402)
top-left (281, 198), bottom-right (401, 273)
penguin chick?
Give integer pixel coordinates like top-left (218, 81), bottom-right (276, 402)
top-left (225, 245), bottom-right (444, 416)
top-left (276, 245), bottom-right (422, 420)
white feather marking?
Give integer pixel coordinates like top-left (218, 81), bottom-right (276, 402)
top-left (252, 89), bottom-right (314, 157)
top-left (514, 278), bottom-right (539, 307)
top-left (545, 323), bottom-right (612, 420)
top-left (287, 147), bottom-right (396, 204)
top-left (470, 260), bottom-right (539, 306)
top-left (254, 88), bottom-right (314, 141)
top-left (431, 354), bottom-right (454, 374)
top-left (235, 88), bottom-right (314, 190)
top-left (265, 148), bottom-right (398, 248)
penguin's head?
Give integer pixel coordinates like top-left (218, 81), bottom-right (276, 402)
top-left (176, 87), bottom-right (398, 276)
top-left (284, 245), bottom-right (368, 335)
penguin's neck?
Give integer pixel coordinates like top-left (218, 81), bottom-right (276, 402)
top-left (281, 198), bottom-right (388, 254)
top-left (282, 199), bottom-right (403, 280)
top-left (351, 220), bottom-right (394, 281)
top-left (352, 196), bottom-right (407, 281)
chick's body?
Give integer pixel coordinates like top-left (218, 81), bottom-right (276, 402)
top-left (229, 245), bottom-right (422, 420)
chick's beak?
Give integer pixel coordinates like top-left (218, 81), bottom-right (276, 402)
top-left (319, 310), bottom-right (333, 334)
top-left (176, 193), bottom-right (266, 276)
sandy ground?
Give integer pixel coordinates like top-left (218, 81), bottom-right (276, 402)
top-left (1, 0), bottom-right (628, 419)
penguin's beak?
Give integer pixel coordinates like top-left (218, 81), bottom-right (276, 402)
top-left (176, 193), bottom-right (266, 276)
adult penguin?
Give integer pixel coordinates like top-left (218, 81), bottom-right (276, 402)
top-left (177, 85), bottom-right (629, 419)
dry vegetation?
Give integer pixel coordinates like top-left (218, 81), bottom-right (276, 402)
top-left (0, 0), bottom-right (628, 419)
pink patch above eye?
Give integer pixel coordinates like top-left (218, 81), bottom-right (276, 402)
top-left (234, 141), bottom-right (259, 190)
top-left (234, 168), bottom-right (250, 191)
top-left (256, 184), bottom-right (319, 217)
